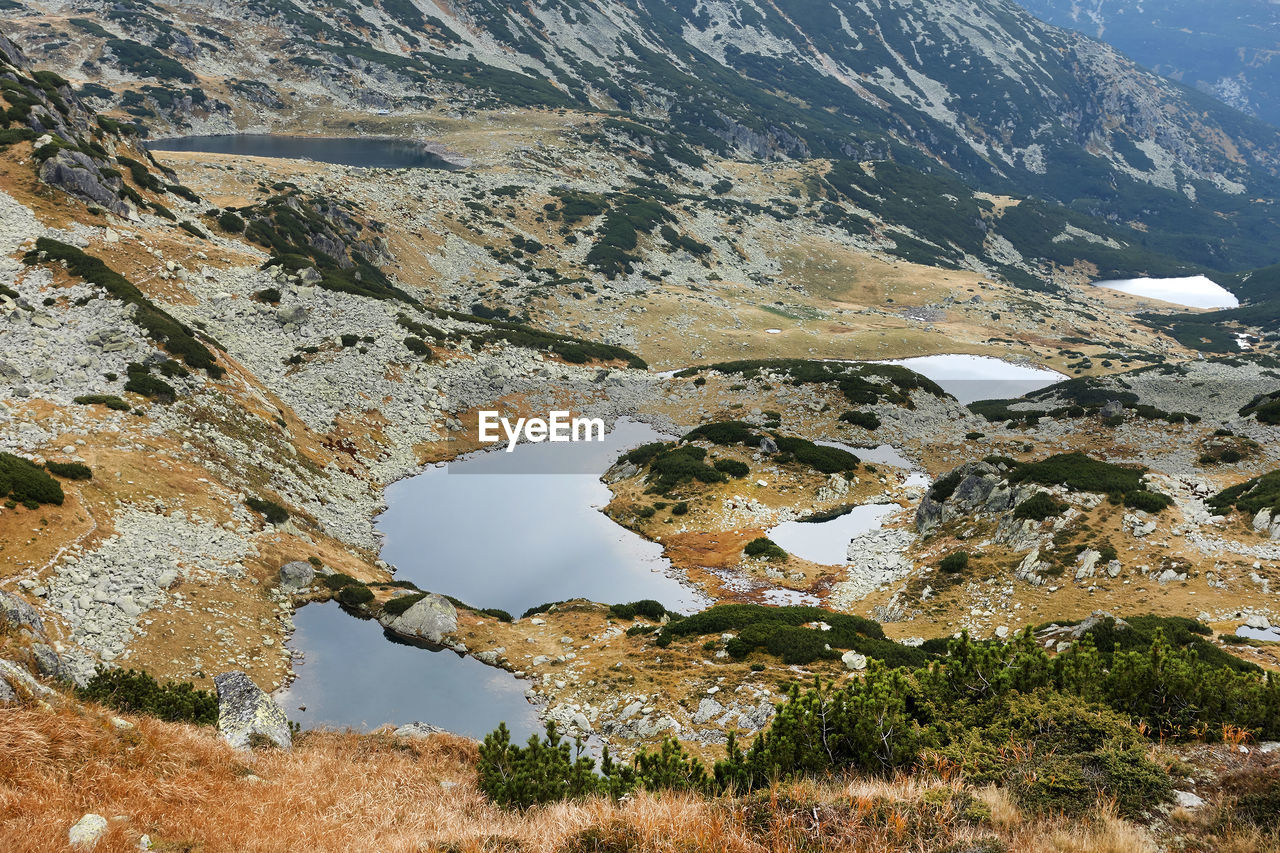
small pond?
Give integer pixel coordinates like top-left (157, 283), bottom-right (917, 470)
top-left (376, 419), bottom-right (708, 616)
top-left (766, 442), bottom-right (925, 565)
top-left (277, 601), bottom-right (541, 738)
top-left (876, 354), bottom-right (1066, 404)
top-left (1093, 275), bottom-right (1239, 310)
top-left (150, 134), bottom-right (460, 170)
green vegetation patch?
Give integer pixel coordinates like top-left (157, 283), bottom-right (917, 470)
top-left (1240, 389), bottom-right (1280, 425)
top-left (78, 667), bottom-right (217, 725)
top-left (742, 537), bottom-right (787, 562)
top-left (45, 460), bottom-right (92, 480)
top-left (73, 394), bottom-right (130, 411)
top-left (481, 614), bottom-right (1280, 810)
top-left (678, 359), bottom-right (946, 407)
top-left (0, 453), bottom-right (65, 506)
top-left (245, 497), bottom-right (288, 525)
top-left (1208, 468), bottom-right (1280, 518)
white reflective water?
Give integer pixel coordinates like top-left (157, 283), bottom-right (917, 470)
top-left (277, 601), bottom-right (542, 737)
top-left (376, 419), bottom-right (707, 616)
top-left (876, 354), bottom-right (1066, 405)
top-left (767, 504), bottom-right (900, 565)
top-left (1093, 275), bottom-right (1239, 309)
top-left (766, 440), bottom-right (925, 565)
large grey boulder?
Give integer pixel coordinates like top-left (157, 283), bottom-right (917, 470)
top-left (1100, 400), bottom-right (1126, 419)
top-left (379, 593), bottom-right (457, 645)
top-left (29, 643), bottom-right (65, 681)
top-left (0, 590), bottom-right (43, 634)
top-left (213, 671), bottom-right (292, 750)
top-left (37, 149), bottom-right (130, 217)
top-left (278, 561), bottom-right (315, 594)
top-left (0, 658), bottom-right (55, 700)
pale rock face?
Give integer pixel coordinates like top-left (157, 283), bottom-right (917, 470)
top-left (380, 593), bottom-right (458, 645)
top-left (68, 813), bottom-right (108, 848)
top-left (278, 561), bottom-right (315, 593)
top-left (841, 651), bottom-right (868, 671)
top-left (214, 671), bottom-right (293, 750)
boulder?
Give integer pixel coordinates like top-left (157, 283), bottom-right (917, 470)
top-left (213, 671), bottom-right (292, 750)
top-left (841, 651), bottom-right (868, 671)
top-left (276, 305), bottom-right (309, 326)
top-left (0, 658), bottom-right (54, 699)
top-left (29, 643), bottom-right (65, 681)
top-left (393, 721), bottom-right (447, 739)
top-left (38, 149), bottom-right (130, 217)
top-left (278, 561), bottom-right (315, 593)
top-left (692, 697), bottom-right (724, 724)
top-left (380, 593), bottom-right (457, 645)
top-left (1174, 790), bottom-right (1205, 810)
top-left (1254, 509), bottom-right (1273, 534)
top-left (759, 436), bottom-right (779, 454)
top-left (1100, 400), bottom-right (1125, 419)
top-left (1075, 548), bottom-right (1101, 580)
top-left (0, 590), bottom-right (43, 634)
top-left (68, 813), bottom-right (108, 849)
top-left (0, 677), bottom-right (16, 705)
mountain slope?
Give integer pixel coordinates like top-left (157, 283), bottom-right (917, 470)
top-left (1013, 0), bottom-right (1280, 128)
top-left (4, 0), bottom-right (1280, 279)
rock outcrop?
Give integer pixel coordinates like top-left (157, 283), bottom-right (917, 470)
top-left (213, 671), bottom-right (292, 750)
top-left (378, 593), bottom-right (458, 645)
top-left (278, 561), bottom-right (315, 594)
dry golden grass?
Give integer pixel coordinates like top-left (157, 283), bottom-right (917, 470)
top-left (0, 704), bottom-right (1200, 852)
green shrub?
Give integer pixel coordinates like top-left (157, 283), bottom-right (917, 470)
top-left (0, 453), bottom-right (64, 506)
top-left (609, 600), bottom-right (667, 620)
top-left (1013, 492), bottom-right (1067, 521)
top-left (123, 367), bottom-right (176, 402)
top-left (683, 421), bottom-right (759, 446)
top-left (1008, 452), bottom-right (1143, 495)
top-left (403, 336), bottom-right (432, 358)
top-left (1123, 490), bottom-right (1174, 512)
top-left (218, 211), bottom-right (245, 233)
top-left (381, 593), bottom-right (426, 617)
top-left (645, 445), bottom-right (727, 494)
top-left (77, 667), bottom-right (217, 725)
top-left (323, 573), bottom-right (359, 591)
top-left (744, 537), bottom-right (787, 561)
top-left (245, 497), bottom-right (288, 525)
top-left (73, 394), bottom-right (130, 411)
top-left (713, 459), bottom-right (749, 478)
top-left (338, 584), bottom-right (374, 606)
top-left (773, 436), bottom-right (858, 473)
top-left (672, 501), bottom-right (689, 515)
top-left (1011, 748), bottom-right (1170, 819)
top-left (45, 460), bottom-right (92, 480)
top-left (839, 410), bottom-right (880, 429)
top-left (255, 287), bottom-right (281, 303)
top-left (340, 333), bottom-right (359, 347)
top-left (939, 551), bottom-right (970, 573)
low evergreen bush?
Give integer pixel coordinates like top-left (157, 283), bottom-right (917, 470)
top-left (245, 497), bottom-right (289, 524)
top-left (45, 460), bottom-right (92, 480)
top-left (743, 537), bottom-right (787, 561)
top-left (78, 667), bottom-right (217, 725)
